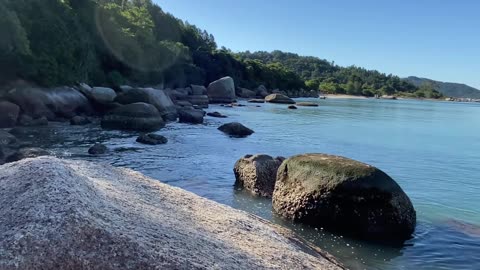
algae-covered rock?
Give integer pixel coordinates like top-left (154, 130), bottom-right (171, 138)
top-left (273, 153), bottom-right (416, 241)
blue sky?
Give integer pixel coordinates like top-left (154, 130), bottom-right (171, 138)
top-left (155, 0), bottom-right (480, 89)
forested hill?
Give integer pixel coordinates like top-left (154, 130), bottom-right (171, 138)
top-left (0, 0), bottom-right (304, 91)
top-left (404, 76), bottom-right (480, 99)
top-left (237, 51), bottom-right (442, 98)
top-left (1, 0), bottom-right (440, 98)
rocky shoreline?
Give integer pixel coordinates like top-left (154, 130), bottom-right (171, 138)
top-left (0, 76), bottom-right (418, 268)
top-left (0, 76), bottom-right (318, 164)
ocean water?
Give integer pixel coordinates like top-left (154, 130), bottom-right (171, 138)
top-left (9, 98), bottom-right (480, 269)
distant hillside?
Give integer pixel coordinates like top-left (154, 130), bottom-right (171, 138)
top-left (404, 76), bottom-right (480, 98)
top-left (236, 51), bottom-right (439, 97)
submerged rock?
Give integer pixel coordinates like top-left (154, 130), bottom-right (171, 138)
top-left (136, 134), bottom-right (168, 145)
top-left (234, 154), bottom-right (285, 197)
top-left (288, 105), bottom-right (297, 109)
top-left (70, 116), bottom-right (91, 125)
top-left (218, 122), bottom-right (254, 137)
top-left (272, 153), bottom-right (416, 241)
top-left (5, 147), bottom-right (50, 163)
top-left (265, 94), bottom-right (295, 104)
top-left (101, 102), bottom-right (165, 132)
top-left (296, 102), bottom-right (319, 107)
top-left (206, 111), bottom-right (227, 118)
top-left (88, 143), bottom-right (107, 155)
top-left (248, 99), bottom-right (266, 103)
top-left (18, 115), bottom-right (48, 127)
top-left (113, 147), bottom-right (141, 153)
top-left (207, 76), bottom-right (236, 103)
top-left (0, 131), bottom-right (18, 147)
top-left (0, 157), bottom-right (343, 269)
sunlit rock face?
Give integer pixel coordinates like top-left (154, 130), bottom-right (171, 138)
top-left (207, 76), bottom-right (236, 103)
top-left (0, 157), bottom-right (343, 270)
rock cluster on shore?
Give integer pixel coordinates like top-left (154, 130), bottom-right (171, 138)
top-left (0, 75), bottom-right (321, 131)
top-left (0, 157), bottom-right (343, 270)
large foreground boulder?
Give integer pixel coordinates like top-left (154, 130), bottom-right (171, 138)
top-left (0, 101), bottom-right (20, 128)
top-left (272, 154), bottom-right (416, 241)
top-left (218, 122), bottom-right (254, 137)
top-left (234, 154), bottom-right (285, 197)
top-left (115, 88), bottom-right (178, 121)
top-left (101, 102), bottom-right (165, 131)
top-left (7, 87), bottom-right (92, 120)
top-left (207, 77), bottom-right (236, 103)
top-left (0, 157), bottom-right (343, 270)
top-left (265, 94), bottom-right (295, 104)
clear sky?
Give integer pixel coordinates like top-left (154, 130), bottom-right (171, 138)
top-left (155, 0), bottom-right (480, 89)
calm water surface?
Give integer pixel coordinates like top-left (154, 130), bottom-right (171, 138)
top-left (10, 98), bottom-right (480, 270)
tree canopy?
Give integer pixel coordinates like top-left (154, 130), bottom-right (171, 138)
top-left (237, 50), bottom-right (442, 98)
top-left (0, 0), bottom-right (442, 99)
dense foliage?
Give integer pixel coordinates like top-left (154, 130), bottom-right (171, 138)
top-left (0, 0), bottom-right (442, 99)
top-left (237, 51), bottom-right (442, 98)
top-left (405, 76), bottom-right (480, 98)
top-left (0, 0), bottom-right (304, 91)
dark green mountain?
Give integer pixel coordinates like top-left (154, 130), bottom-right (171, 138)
top-left (404, 76), bottom-right (480, 98)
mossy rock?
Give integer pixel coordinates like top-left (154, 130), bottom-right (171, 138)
top-left (272, 153), bottom-right (416, 242)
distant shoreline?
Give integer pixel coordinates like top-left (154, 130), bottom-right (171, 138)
top-left (323, 94), bottom-right (447, 102)
top-left (323, 94), bottom-right (368, 99)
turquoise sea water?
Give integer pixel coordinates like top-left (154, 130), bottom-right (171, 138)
top-left (10, 98), bottom-right (480, 269)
